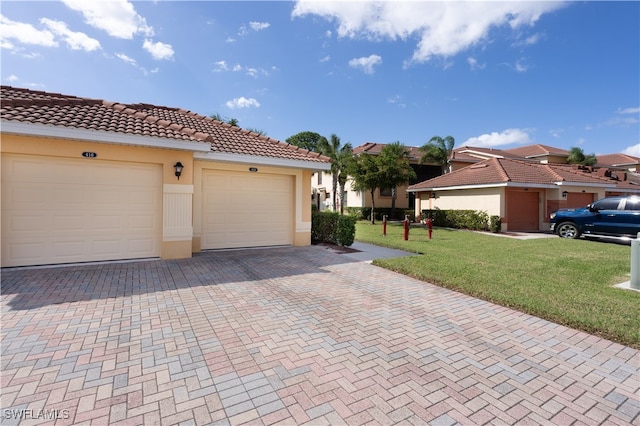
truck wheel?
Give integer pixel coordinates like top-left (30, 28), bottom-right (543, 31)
top-left (556, 222), bottom-right (580, 239)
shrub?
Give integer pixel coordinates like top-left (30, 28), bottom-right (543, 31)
top-left (489, 215), bottom-right (502, 233)
top-left (311, 212), bottom-right (356, 246)
top-left (336, 215), bottom-right (356, 246)
top-left (421, 209), bottom-right (492, 231)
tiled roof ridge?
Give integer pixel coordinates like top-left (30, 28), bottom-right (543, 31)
top-left (151, 106), bottom-right (332, 162)
top-left (106, 102), bottom-right (215, 143)
top-left (493, 158), bottom-right (511, 181)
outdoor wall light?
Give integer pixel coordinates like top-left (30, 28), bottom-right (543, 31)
top-left (430, 192), bottom-right (437, 199)
top-left (562, 190), bottom-right (568, 199)
top-left (174, 162), bottom-right (184, 180)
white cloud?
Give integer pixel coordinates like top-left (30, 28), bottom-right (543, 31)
top-left (467, 57), bottom-right (485, 70)
top-left (61, 0), bottom-right (153, 39)
top-left (143, 39), bottom-right (174, 60)
top-left (292, 1), bottom-right (564, 63)
top-left (116, 52), bottom-right (137, 66)
top-left (464, 128), bottom-right (533, 148)
top-left (249, 21), bottom-right (270, 31)
top-left (213, 60), bottom-right (228, 72)
top-left (40, 18), bottom-right (101, 52)
top-left (618, 107), bottom-right (640, 115)
top-left (6, 74), bottom-right (19, 82)
top-left (622, 143), bottom-right (640, 157)
top-left (320, 55), bottom-right (331, 63)
top-left (514, 59), bottom-right (528, 73)
top-left (0, 14), bottom-right (57, 48)
top-left (349, 54), bottom-right (382, 74)
top-left (226, 97), bottom-right (261, 109)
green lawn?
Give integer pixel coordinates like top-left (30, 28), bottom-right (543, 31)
top-left (355, 221), bottom-right (640, 348)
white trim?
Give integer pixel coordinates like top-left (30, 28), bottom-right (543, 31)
top-left (554, 181), bottom-right (616, 189)
top-left (408, 181), bottom-right (619, 193)
top-left (1, 121), bottom-right (212, 152)
top-left (195, 151), bottom-right (331, 171)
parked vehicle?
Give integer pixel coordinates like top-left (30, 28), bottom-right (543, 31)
top-left (550, 195), bottom-right (640, 239)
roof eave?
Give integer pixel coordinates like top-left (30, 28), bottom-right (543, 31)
top-left (195, 151), bottom-right (332, 171)
top-left (1, 120), bottom-right (212, 152)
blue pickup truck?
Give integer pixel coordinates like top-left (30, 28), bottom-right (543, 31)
top-left (550, 195), bottom-right (640, 239)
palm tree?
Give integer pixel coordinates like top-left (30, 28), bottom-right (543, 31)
top-left (336, 143), bottom-right (353, 215)
top-left (419, 135), bottom-right (455, 174)
top-left (567, 147), bottom-right (597, 166)
top-left (377, 142), bottom-right (417, 219)
top-left (318, 134), bottom-right (347, 212)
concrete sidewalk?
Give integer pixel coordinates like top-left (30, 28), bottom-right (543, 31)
top-left (1, 246), bottom-right (638, 425)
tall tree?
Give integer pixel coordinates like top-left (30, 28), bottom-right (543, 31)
top-left (286, 131), bottom-right (328, 152)
top-left (567, 147), bottom-right (597, 166)
top-left (348, 153), bottom-right (381, 224)
top-left (336, 143), bottom-right (354, 215)
top-left (377, 142), bottom-right (417, 219)
top-left (419, 135), bottom-right (455, 174)
top-left (318, 134), bottom-right (347, 212)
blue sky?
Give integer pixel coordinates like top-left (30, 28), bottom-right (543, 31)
top-left (2, 1), bottom-right (639, 157)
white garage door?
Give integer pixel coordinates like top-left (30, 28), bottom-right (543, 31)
top-left (2, 154), bottom-right (162, 267)
top-left (202, 170), bottom-right (293, 249)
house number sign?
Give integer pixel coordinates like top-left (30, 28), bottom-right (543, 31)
top-left (82, 152), bottom-right (97, 158)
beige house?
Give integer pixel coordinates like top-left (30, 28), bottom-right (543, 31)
top-left (1, 86), bottom-right (331, 267)
top-left (408, 158), bottom-right (640, 232)
top-left (311, 142), bottom-right (440, 213)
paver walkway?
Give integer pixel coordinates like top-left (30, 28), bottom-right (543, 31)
top-left (1, 246), bottom-right (638, 425)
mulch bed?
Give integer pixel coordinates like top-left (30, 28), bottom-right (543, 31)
top-left (312, 242), bottom-right (361, 254)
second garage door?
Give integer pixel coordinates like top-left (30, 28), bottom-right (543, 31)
top-left (506, 190), bottom-right (540, 231)
top-left (201, 170), bottom-right (294, 249)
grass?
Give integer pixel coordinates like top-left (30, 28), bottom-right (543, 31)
top-left (355, 221), bottom-right (640, 348)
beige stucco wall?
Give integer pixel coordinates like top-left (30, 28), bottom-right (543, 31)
top-left (414, 187), bottom-right (503, 223)
top-left (2, 134), bottom-right (194, 260)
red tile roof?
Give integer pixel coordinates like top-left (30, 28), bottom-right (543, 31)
top-left (408, 158), bottom-right (637, 191)
top-left (596, 153), bottom-right (640, 168)
top-left (503, 144), bottom-right (569, 158)
top-left (1, 86), bottom-right (331, 164)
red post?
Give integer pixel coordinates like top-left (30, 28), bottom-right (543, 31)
top-left (403, 215), bottom-right (409, 241)
top-left (383, 215), bottom-right (387, 237)
top-left (427, 217), bottom-right (433, 240)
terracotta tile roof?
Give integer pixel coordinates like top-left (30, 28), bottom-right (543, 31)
top-left (1, 86), bottom-right (331, 164)
top-left (595, 153), bottom-right (640, 168)
top-left (503, 144), bottom-right (569, 158)
top-left (408, 158), bottom-right (634, 191)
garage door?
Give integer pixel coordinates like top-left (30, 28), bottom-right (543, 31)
top-left (567, 192), bottom-right (595, 209)
top-left (506, 190), bottom-right (539, 231)
top-left (202, 170), bottom-right (293, 249)
top-left (2, 154), bottom-right (162, 267)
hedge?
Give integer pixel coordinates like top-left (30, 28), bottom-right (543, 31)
top-left (421, 209), bottom-right (501, 233)
top-left (344, 207), bottom-right (415, 221)
top-left (311, 211), bottom-right (356, 246)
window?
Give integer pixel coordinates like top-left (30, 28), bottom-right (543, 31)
top-left (592, 198), bottom-right (621, 210)
top-left (624, 199), bottom-right (640, 211)
top-left (380, 188), bottom-right (392, 197)
top-left (318, 172), bottom-right (323, 185)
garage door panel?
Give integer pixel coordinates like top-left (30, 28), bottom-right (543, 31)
top-left (2, 154), bottom-right (162, 267)
top-left (202, 170), bottom-right (293, 249)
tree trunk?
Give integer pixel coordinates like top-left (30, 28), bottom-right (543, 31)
top-left (339, 183), bottom-right (346, 215)
top-left (391, 187), bottom-right (397, 220)
top-left (370, 188), bottom-right (376, 224)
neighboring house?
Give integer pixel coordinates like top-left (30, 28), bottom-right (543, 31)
top-left (449, 144), bottom-right (571, 171)
top-left (1, 86), bottom-right (331, 267)
top-left (595, 153), bottom-right (640, 172)
top-left (311, 142), bottom-right (440, 212)
top-left (408, 158), bottom-right (640, 232)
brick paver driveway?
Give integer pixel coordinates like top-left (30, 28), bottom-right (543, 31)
top-left (1, 246), bottom-right (638, 425)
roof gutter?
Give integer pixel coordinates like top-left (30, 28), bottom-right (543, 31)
top-left (195, 151), bottom-right (332, 171)
top-left (1, 121), bottom-right (212, 152)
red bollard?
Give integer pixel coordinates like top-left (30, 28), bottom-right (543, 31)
top-left (383, 215), bottom-right (387, 237)
top-left (427, 217), bottom-right (433, 240)
top-left (403, 215), bottom-right (409, 241)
